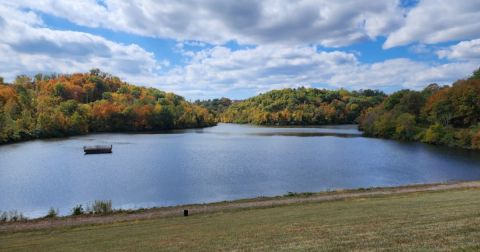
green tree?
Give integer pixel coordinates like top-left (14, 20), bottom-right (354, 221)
top-left (14, 75), bottom-right (31, 86)
top-left (59, 100), bottom-right (79, 116)
top-left (424, 124), bottom-right (441, 144)
top-left (468, 67), bottom-right (480, 80)
top-left (394, 113), bottom-right (417, 140)
top-left (54, 83), bottom-right (66, 98)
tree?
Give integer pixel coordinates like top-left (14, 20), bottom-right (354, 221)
top-left (395, 113), bottom-right (417, 140)
top-left (59, 100), bottom-right (78, 116)
top-left (384, 90), bottom-right (409, 110)
top-left (221, 87), bottom-right (385, 125)
top-left (69, 112), bottom-right (88, 134)
top-left (90, 68), bottom-right (101, 76)
top-left (468, 67), bottom-right (480, 80)
top-left (0, 110), bottom-right (7, 142)
top-left (472, 130), bottom-right (480, 149)
top-left (34, 73), bottom-right (43, 83)
top-left (424, 124), bottom-right (445, 144)
top-left (396, 91), bottom-right (425, 115)
top-left (14, 75), bottom-right (31, 86)
top-left (0, 70), bottom-right (216, 143)
top-left (54, 83), bottom-right (66, 98)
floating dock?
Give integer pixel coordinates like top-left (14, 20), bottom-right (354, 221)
top-left (83, 145), bottom-right (112, 154)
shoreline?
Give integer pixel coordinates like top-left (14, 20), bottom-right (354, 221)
top-left (0, 123), bottom-right (219, 146)
top-left (2, 180), bottom-right (480, 233)
top-left (0, 123), bottom-right (360, 146)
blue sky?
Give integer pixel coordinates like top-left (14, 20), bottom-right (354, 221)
top-left (0, 1), bottom-right (479, 100)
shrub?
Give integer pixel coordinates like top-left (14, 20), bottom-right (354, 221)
top-left (45, 207), bottom-right (58, 218)
top-left (394, 113), bottom-right (417, 140)
top-left (423, 123), bottom-right (444, 144)
top-left (91, 200), bottom-right (112, 215)
top-left (0, 210), bottom-right (27, 222)
top-left (454, 129), bottom-right (472, 148)
top-left (71, 204), bottom-right (84, 216)
top-left (285, 192), bottom-right (314, 197)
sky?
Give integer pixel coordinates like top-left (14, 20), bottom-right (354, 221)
top-left (0, 0), bottom-right (479, 100)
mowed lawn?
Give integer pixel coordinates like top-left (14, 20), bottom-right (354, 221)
top-left (2, 188), bottom-right (480, 251)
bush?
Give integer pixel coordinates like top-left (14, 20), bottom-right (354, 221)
top-left (71, 204), bottom-right (84, 216)
top-left (454, 129), bottom-right (472, 148)
top-left (0, 210), bottom-right (27, 222)
top-left (394, 113), bottom-right (417, 140)
top-left (285, 192), bottom-right (314, 197)
top-left (90, 200), bottom-right (113, 215)
top-left (423, 124), bottom-right (444, 144)
top-left (45, 207), bottom-right (58, 218)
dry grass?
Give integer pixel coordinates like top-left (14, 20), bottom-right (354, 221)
top-left (2, 187), bottom-right (480, 251)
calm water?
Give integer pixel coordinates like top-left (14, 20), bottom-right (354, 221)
top-left (1, 123), bottom-right (480, 217)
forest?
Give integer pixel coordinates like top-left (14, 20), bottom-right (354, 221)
top-left (359, 69), bottom-right (480, 150)
top-left (202, 68), bottom-right (480, 150)
top-left (1, 68), bottom-right (479, 150)
top-left (219, 88), bottom-right (386, 125)
top-left (194, 97), bottom-right (233, 120)
top-left (0, 69), bottom-right (215, 144)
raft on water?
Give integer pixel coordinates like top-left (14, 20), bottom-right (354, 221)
top-left (83, 145), bottom-right (112, 154)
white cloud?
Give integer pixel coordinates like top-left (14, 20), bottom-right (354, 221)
top-left (158, 45), bottom-right (479, 99)
top-left (408, 44), bottom-right (432, 54)
top-left (0, 4), bottom-right (160, 84)
top-left (10, 0), bottom-right (404, 47)
top-left (330, 59), bottom-right (477, 88)
top-left (437, 39), bottom-right (480, 60)
top-left (384, 0), bottom-right (480, 48)
top-left (0, 1), bottom-right (478, 100)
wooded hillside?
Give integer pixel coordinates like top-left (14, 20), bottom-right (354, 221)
top-left (359, 68), bottom-right (480, 149)
top-left (0, 69), bottom-right (215, 143)
top-left (220, 88), bottom-right (385, 125)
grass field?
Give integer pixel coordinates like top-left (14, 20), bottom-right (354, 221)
top-left (2, 187), bottom-right (480, 251)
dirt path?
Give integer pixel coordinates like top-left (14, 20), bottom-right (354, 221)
top-left (2, 181), bottom-right (480, 233)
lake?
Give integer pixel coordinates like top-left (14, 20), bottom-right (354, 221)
top-left (1, 123), bottom-right (480, 218)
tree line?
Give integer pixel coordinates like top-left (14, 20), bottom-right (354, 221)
top-left (218, 87), bottom-right (386, 125)
top-left (195, 68), bottom-right (480, 150)
top-left (2, 68), bottom-right (479, 150)
top-left (0, 69), bottom-right (215, 144)
top-left (359, 68), bottom-right (480, 150)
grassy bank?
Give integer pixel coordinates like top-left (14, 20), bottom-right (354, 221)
top-left (2, 186), bottom-right (480, 251)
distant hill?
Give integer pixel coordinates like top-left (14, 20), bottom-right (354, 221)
top-left (194, 97), bottom-right (233, 120)
top-left (219, 87), bottom-right (386, 125)
top-left (359, 68), bottom-right (480, 150)
top-left (3, 67), bottom-right (479, 150)
top-left (0, 69), bottom-right (215, 144)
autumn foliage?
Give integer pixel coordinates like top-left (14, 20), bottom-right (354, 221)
top-left (0, 70), bottom-right (215, 143)
top-left (2, 67), bottom-right (480, 150)
top-left (359, 68), bottom-right (480, 150)
top-left (219, 87), bottom-right (386, 125)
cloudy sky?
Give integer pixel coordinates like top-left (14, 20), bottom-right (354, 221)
top-left (0, 0), bottom-right (479, 99)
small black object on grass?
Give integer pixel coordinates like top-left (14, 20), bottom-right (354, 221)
top-left (183, 209), bottom-right (188, 216)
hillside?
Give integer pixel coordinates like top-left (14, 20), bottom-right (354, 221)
top-left (359, 68), bottom-right (480, 150)
top-left (0, 69), bottom-right (215, 144)
top-left (2, 68), bottom-right (480, 149)
top-left (220, 87), bottom-right (385, 125)
top-left (194, 97), bottom-right (233, 119)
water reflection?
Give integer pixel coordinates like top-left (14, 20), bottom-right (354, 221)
top-left (0, 123), bottom-right (479, 217)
